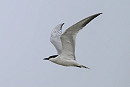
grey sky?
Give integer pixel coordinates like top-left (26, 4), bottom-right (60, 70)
top-left (0, 0), bottom-right (129, 87)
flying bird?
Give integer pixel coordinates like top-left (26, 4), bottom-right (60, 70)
top-left (44, 13), bottom-right (102, 69)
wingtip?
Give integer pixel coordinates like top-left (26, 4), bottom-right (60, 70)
top-left (62, 23), bottom-right (64, 25)
top-left (90, 13), bottom-right (102, 18)
top-left (99, 13), bottom-right (103, 14)
top-left (96, 13), bottom-right (103, 16)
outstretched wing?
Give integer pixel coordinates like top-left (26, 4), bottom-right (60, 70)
top-left (60, 13), bottom-right (102, 60)
top-left (50, 23), bottom-right (64, 55)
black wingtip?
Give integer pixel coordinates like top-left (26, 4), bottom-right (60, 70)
top-left (99, 13), bottom-right (103, 14)
top-left (95, 13), bottom-right (103, 16)
top-left (90, 13), bottom-right (102, 19)
top-left (97, 13), bottom-right (103, 15)
top-left (61, 23), bottom-right (64, 26)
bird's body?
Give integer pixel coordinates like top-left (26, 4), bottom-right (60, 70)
top-left (44, 13), bottom-right (102, 69)
top-left (49, 56), bottom-right (79, 66)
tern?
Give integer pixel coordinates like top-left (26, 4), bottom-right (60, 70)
top-left (44, 13), bottom-right (102, 69)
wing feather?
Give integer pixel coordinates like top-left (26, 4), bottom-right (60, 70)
top-left (60, 13), bottom-right (102, 60)
top-left (50, 23), bottom-right (64, 55)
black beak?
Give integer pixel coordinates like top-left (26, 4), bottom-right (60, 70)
top-left (43, 58), bottom-right (49, 60)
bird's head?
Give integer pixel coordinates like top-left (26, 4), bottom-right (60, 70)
top-left (43, 55), bottom-right (58, 60)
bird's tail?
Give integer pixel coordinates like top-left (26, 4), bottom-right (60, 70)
top-left (80, 65), bottom-right (90, 69)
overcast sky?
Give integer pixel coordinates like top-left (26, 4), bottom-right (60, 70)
top-left (0, 0), bottom-right (130, 87)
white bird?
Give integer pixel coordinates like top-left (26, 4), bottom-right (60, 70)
top-left (50, 23), bottom-right (64, 55)
top-left (44, 13), bottom-right (102, 69)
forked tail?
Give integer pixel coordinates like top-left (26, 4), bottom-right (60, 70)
top-left (77, 65), bottom-right (90, 69)
top-left (81, 65), bottom-right (90, 69)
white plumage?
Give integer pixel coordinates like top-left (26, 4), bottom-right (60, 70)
top-left (44, 13), bottom-right (102, 69)
top-left (50, 23), bottom-right (64, 55)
